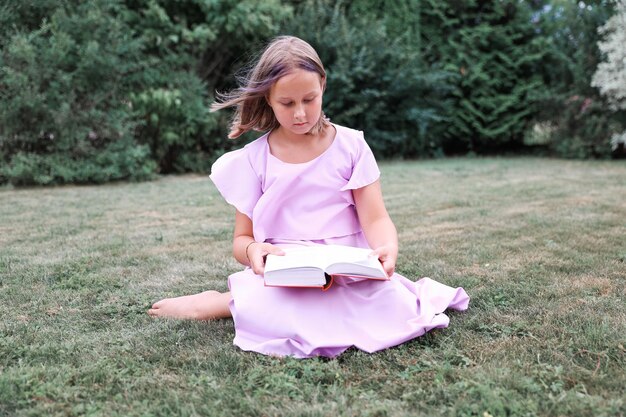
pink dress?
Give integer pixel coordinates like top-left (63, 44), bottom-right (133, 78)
top-left (210, 124), bottom-right (469, 358)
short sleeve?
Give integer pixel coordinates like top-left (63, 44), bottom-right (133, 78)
top-left (209, 147), bottom-right (262, 219)
top-left (340, 131), bottom-right (381, 191)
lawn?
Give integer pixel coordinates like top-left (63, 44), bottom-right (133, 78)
top-left (1, 157), bottom-right (625, 417)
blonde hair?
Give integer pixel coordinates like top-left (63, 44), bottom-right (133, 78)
top-left (211, 36), bottom-right (331, 139)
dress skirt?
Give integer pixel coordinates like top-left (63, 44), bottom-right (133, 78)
top-left (228, 269), bottom-right (470, 358)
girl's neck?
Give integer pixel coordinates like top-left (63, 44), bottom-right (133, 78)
top-left (273, 125), bottom-right (321, 143)
top-left (268, 124), bottom-right (336, 164)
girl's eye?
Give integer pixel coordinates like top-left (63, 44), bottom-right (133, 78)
top-left (279, 98), bottom-right (314, 106)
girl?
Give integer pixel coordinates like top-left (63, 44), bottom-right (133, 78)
top-left (148, 36), bottom-right (469, 358)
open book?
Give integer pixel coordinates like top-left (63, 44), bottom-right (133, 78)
top-left (263, 244), bottom-right (389, 290)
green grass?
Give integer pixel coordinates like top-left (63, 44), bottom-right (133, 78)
top-left (1, 158), bottom-right (625, 417)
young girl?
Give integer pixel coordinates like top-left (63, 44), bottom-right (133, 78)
top-left (148, 36), bottom-right (469, 358)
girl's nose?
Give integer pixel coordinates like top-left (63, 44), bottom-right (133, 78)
top-left (294, 104), bottom-right (305, 118)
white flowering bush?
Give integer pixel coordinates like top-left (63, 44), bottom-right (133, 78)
top-left (591, 0), bottom-right (626, 151)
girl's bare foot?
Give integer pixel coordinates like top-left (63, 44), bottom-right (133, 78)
top-left (148, 290), bottom-right (232, 320)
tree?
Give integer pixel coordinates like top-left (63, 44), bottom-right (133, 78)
top-left (419, 0), bottom-right (547, 153)
top-left (526, 0), bottom-right (618, 158)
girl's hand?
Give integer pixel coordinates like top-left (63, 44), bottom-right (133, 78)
top-left (247, 242), bottom-right (285, 275)
top-left (371, 245), bottom-right (397, 277)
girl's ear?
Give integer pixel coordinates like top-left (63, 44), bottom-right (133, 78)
top-left (321, 76), bottom-right (327, 92)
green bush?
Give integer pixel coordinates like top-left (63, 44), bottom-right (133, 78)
top-left (0, 0), bottom-right (152, 185)
top-left (547, 95), bottom-right (623, 159)
top-left (1, 0), bottom-right (623, 187)
top-left (130, 74), bottom-right (217, 173)
top-left (1, 141), bottom-right (156, 186)
top-left (123, 0), bottom-right (292, 166)
top-left (0, 0), bottom-right (291, 185)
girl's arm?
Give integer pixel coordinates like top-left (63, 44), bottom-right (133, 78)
top-left (352, 180), bottom-right (398, 277)
top-left (233, 209), bottom-right (284, 275)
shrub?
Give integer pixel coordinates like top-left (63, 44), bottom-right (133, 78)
top-left (591, 0), bottom-right (626, 157)
top-left (0, 0), bottom-right (293, 185)
top-left (1, 141), bottom-right (156, 186)
top-left (129, 73), bottom-right (218, 173)
top-left (123, 0), bottom-right (292, 171)
top-left (0, 0), bottom-right (152, 185)
top-left (544, 95), bottom-right (622, 159)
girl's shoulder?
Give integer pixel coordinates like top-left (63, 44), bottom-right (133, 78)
top-left (333, 123), bottom-right (365, 143)
top-left (211, 132), bottom-right (269, 177)
top-left (332, 123), bottom-right (380, 190)
top-left (240, 131), bottom-right (270, 154)
top-left (227, 132), bottom-right (270, 160)
top-left (332, 123), bottom-right (372, 156)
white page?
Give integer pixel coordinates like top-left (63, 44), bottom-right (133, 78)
top-left (264, 245), bottom-right (376, 272)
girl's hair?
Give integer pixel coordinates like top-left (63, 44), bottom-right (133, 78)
top-left (211, 36), bottom-right (331, 139)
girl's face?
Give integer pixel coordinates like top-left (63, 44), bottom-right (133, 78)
top-left (268, 69), bottom-right (324, 136)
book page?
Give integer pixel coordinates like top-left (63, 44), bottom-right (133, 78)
top-left (264, 245), bottom-right (381, 274)
top-left (264, 246), bottom-right (328, 272)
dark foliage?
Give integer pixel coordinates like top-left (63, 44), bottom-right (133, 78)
top-left (0, 0), bottom-right (622, 185)
top-left (284, 0), bottom-right (454, 158)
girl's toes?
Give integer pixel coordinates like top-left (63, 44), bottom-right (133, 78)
top-left (147, 307), bottom-right (161, 317)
